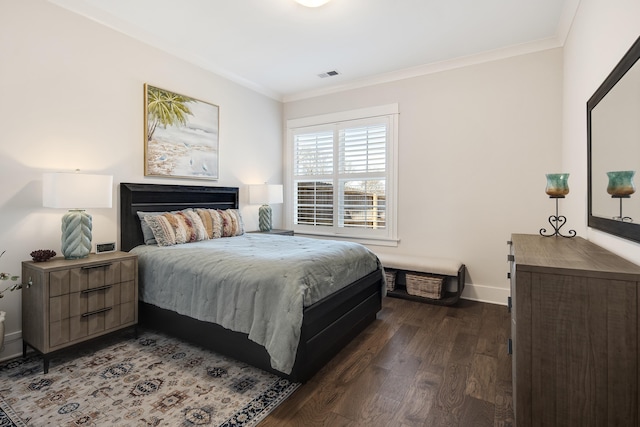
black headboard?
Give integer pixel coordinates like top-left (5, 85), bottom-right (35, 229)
top-left (120, 183), bottom-right (239, 252)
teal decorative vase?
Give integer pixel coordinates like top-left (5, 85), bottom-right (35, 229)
top-left (258, 204), bottom-right (272, 232)
top-left (545, 173), bottom-right (570, 197)
top-left (61, 209), bottom-right (92, 259)
top-left (606, 171), bottom-right (636, 197)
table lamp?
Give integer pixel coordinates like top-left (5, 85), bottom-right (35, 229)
top-left (43, 172), bottom-right (113, 259)
top-left (249, 184), bottom-right (283, 232)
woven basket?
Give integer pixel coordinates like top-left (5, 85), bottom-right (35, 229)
top-left (384, 269), bottom-right (397, 291)
top-left (406, 272), bottom-right (443, 299)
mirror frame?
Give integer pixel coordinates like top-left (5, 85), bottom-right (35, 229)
top-left (588, 35), bottom-right (640, 243)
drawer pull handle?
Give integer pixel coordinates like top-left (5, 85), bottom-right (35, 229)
top-left (81, 285), bottom-right (112, 294)
top-left (82, 307), bottom-right (113, 317)
top-left (81, 262), bottom-right (113, 270)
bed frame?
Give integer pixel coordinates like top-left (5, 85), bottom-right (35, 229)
top-left (120, 182), bottom-right (383, 382)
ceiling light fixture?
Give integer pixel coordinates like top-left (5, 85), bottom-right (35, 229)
top-left (295, 0), bottom-right (331, 7)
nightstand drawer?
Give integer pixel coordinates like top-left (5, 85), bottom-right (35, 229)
top-left (50, 307), bottom-right (115, 346)
top-left (69, 305), bottom-right (121, 341)
top-left (48, 260), bottom-right (134, 297)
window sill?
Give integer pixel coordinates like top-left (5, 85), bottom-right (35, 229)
top-left (293, 232), bottom-right (399, 247)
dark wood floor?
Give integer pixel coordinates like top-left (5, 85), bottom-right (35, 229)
top-left (259, 296), bottom-right (514, 427)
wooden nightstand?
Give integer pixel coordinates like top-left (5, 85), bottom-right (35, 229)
top-left (21, 251), bottom-right (138, 373)
top-left (249, 229), bottom-right (294, 236)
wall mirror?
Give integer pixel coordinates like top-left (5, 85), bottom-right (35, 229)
top-left (588, 35), bottom-right (640, 243)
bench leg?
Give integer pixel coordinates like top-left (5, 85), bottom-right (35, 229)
top-left (457, 264), bottom-right (466, 297)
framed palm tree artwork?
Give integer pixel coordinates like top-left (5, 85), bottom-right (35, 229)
top-left (144, 84), bottom-right (219, 180)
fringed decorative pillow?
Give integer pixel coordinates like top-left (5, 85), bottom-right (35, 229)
top-left (226, 209), bottom-right (245, 236)
top-left (143, 209), bottom-right (208, 246)
top-left (217, 209), bottom-right (244, 237)
top-left (195, 209), bottom-right (224, 239)
top-left (218, 209), bottom-right (234, 237)
top-left (137, 211), bottom-right (168, 245)
top-left (180, 210), bottom-right (208, 242)
top-left (144, 214), bottom-right (177, 246)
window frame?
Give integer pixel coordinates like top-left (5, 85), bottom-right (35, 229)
top-left (285, 104), bottom-right (399, 246)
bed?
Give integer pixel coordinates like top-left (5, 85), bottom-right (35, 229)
top-left (119, 182), bottom-right (384, 382)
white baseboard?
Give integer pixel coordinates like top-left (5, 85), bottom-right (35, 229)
top-left (461, 283), bottom-right (509, 306)
top-left (0, 330), bottom-right (23, 362)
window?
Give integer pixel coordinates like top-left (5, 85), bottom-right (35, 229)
top-left (286, 104), bottom-right (398, 244)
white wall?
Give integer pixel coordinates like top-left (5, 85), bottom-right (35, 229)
top-left (0, 0), bottom-right (283, 359)
top-left (563, 0), bottom-right (640, 261)
top-left (284, 49), bottom-right (564, 304)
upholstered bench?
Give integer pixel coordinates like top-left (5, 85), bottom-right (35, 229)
top-left (377, 253), bottom-right (466, 305)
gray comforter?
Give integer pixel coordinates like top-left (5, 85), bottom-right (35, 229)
top-left (131, 234), bottom-right (380, 374)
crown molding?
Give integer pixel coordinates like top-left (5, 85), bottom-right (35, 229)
top-left (283, 37), bottom-right (563, 102)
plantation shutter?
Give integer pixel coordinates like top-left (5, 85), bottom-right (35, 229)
top-left (293, 129), bottom-right (334, 227)
top-left (338, 122), bottom-right (387, 230)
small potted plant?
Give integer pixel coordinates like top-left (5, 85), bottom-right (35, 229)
top-left (0, 251), bottom-right (20, 295)
top-left (0, 250), bottom-right (21, 350)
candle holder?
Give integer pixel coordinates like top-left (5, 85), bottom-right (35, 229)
top-left (607, 171), bottom-right (635, 222)
top-left (540, 173), bottom-right (576, 238)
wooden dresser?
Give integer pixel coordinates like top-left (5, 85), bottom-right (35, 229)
top-left (22, 251), bottom-right (138, 373)
top-left (508, 234), bottom-right (640, 427)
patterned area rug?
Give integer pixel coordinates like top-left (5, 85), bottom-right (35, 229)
top-left (0, 394), bottom-right (27, 426)
top-left (0, 330), bottom-right (299, 426)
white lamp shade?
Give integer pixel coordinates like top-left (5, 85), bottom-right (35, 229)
top-left (43, 173), bottom-right (113, 209)
top-left (249, 184), bottom-right (283, 205)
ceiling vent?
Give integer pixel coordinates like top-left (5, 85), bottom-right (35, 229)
top-left (318, 70), bottom-right (340, 78)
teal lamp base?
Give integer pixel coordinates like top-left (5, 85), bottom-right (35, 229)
top-left (258, 204), bottom-right (273, 232)
top-left (61, 210), bottom-right (92, 259)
